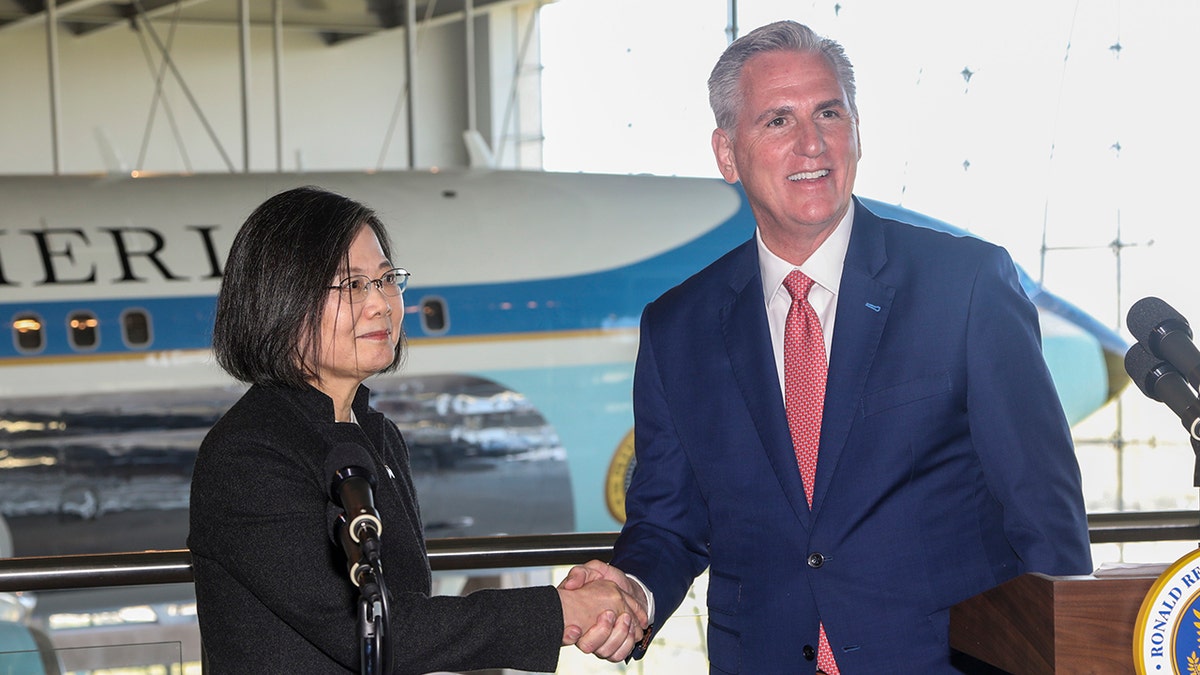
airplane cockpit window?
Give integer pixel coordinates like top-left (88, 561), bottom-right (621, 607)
top-left (121, 309), bottom-right (152, 348)
top-left (12, 313), bottom-right (45, 353)
top-left (421, 297), bottom-right (449, 334)
top-left (68, 312), bottom-right (99, 350)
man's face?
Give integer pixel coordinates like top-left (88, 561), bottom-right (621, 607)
top-left (712, 50), bottom-right (861, 261)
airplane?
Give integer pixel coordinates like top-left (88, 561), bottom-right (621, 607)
top-left (0, 168), bottom-right (1128, 564)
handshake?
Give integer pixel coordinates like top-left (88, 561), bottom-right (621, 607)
top-left (555, 559), bottom-right (651, 662)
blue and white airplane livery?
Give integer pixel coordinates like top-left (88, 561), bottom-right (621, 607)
top-left (0, 169), bottom-right (1126, 559)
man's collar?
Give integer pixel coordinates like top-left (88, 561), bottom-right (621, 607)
top-left (758, 200), bottom-right (855, 306)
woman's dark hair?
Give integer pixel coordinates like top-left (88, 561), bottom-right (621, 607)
top-left (212, 185), bottom-right (405, 387)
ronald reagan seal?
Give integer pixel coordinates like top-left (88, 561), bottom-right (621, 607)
top-left (1134, 547), bottom-right (1200, 673)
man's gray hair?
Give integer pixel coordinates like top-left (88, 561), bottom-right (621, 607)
top-left (708, 20), bottom-right (858, 133)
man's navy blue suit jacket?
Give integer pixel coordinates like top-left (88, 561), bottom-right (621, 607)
top-left (611, 197), bottom-right (1093, 673)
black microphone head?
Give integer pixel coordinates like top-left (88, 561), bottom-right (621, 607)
top-left (1124, 342), bottom-right (1173, 402)
top-left (1128, 296), bottom-right (1192, 345)
top-left (324, 442), bottom-right (377, 505)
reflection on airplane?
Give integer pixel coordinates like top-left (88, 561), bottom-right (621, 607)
top-left (0, 374), bottom-right (572, 557)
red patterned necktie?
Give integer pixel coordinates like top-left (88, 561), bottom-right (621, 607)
top-left (783, 270), bottom-right (826, 506)
top-left (782, 270), bottom-right (839, 675)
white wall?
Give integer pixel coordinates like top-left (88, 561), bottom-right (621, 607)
top-left (0, 4), bottom-right (540, 175)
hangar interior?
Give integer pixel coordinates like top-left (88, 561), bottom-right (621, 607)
top-left (4, 1), bottom-right (1200, 672)
top-left (0, 0), bottom-right (551, 175)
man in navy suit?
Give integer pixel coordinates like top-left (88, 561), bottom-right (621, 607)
top-left (566, 19), bottom-right (1092, 673)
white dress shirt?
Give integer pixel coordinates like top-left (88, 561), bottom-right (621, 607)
top-left (758, 201), bottom-right (855, 395)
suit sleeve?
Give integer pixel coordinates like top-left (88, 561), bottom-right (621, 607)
top-left (610, 306), bottom-right (714, 629)
top-left (965, 246), bottom-right (1093, 575)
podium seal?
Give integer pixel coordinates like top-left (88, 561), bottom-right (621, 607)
top-left (1134, 547), bottom-right (1200, 673)
top-left (604, 429), bottom-right (637, 523)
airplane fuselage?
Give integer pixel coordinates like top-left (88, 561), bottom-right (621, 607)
top-left (0, 169), bottom-right (1124, 557)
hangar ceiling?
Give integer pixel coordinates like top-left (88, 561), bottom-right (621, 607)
top-left (0, 0), bottom-right (515, 44)
top-left (1, 0), bottom-right (546, 173)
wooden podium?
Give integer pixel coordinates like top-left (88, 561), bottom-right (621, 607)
top-left (949, 571), bottom-right (1162, 673)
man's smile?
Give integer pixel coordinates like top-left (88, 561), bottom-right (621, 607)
top-left (788, 169), bottom-right (830, 181)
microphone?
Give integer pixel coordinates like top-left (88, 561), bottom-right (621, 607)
top-left (325, 443), bottom-right (383, 568)
top-left (325, 444), bottom-right (393, 674)
top-left (1125, 342), bottom-right (1200, 441)
top-left (1127, 297), bottom-right (1200, 391)
top-left (326, 443), bottom-right (383, 543)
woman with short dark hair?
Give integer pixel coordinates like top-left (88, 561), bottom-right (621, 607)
top-left (188, 186), bottom-right (643, 673)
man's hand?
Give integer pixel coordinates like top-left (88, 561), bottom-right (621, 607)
top-left (556, 573), bottom-right (644, 661)
top-left (561, 560), bottom-right (649, 623)
top-left (558, 560), bottom-right (650, 661)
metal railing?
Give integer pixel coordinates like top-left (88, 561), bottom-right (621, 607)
top-left (1084, 510), bottom-right (1200, 544)
top-left (0, 532), bottom-right (619, 592)
top-left (1, 512), bottom-right (1198, 593)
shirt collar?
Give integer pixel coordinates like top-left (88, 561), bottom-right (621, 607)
top-left (758, 200), bottom-right (854, 308)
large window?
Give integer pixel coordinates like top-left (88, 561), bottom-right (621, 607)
top-left (540, 0), bottom-right (1200, 563)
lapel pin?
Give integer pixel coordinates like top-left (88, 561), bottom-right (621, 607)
top-left (865, 302), bottom-right (882, 312)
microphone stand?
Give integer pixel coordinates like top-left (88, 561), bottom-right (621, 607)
top-left (1192, 437), bottom-right (1200, 552)
top-left (357, 569), bottom-right (385, 675)
top-left (354, 537), bottom-right (391, 675)
top-left (1193, 436), bottom-right (1200, 490)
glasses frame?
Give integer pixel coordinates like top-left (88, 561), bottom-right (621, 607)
top-left (328, 267), bottom-right (410, 302)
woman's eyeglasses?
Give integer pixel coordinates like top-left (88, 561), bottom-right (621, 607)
top-left (329, 267), bottom-right (410, 302)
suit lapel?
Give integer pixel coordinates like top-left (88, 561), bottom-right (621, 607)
top-left (811, 201), bottom-right (895, 510)
top-left (720, 241), bottom-right (815, 528)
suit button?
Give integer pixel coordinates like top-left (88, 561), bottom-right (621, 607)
top-left (803, 644), bottom-right (816, 660)
top-left (807, 552), bottom-right (825, 568)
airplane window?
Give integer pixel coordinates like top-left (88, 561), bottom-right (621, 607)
top-left (421, 297), bottom-right (448, 334)
top-left (68, 312), bottom-right (99, 350)
top-left (13, 313), bottom-right (45, 353)
top-left (122, 309), bottom-right (152, 347)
